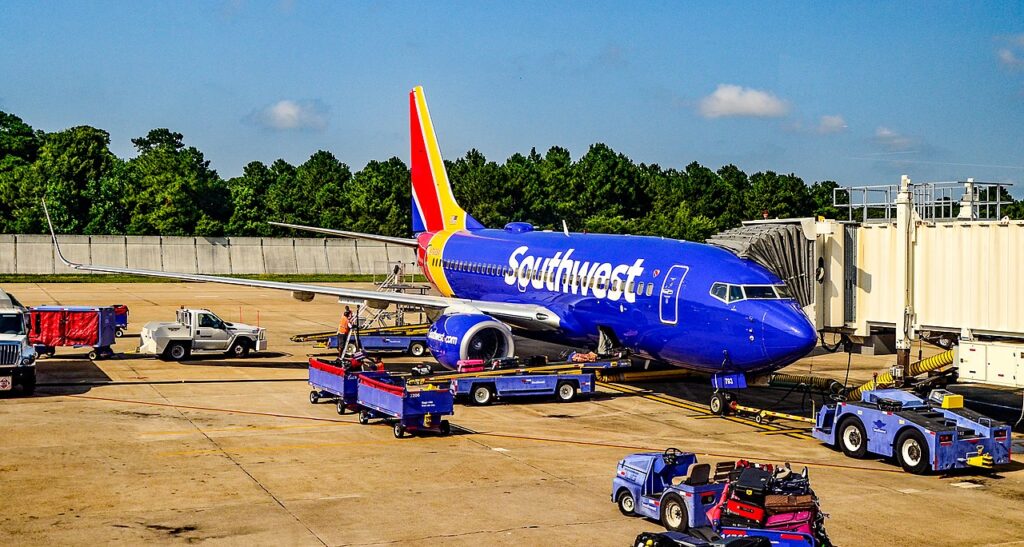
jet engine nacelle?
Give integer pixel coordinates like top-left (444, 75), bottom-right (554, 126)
top-left (426, 313), bottom-right (515, 369)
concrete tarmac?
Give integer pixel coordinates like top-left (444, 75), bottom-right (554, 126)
top-left (1, 282), bottom-right (1023, 546)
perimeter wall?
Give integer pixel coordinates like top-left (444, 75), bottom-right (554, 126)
top-left (0, 235), bottom-right (417, 275)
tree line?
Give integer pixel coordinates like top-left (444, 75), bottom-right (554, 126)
top-left (2, 111), bottom-right (1021, 242)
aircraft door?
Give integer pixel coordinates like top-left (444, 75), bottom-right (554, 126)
top-left (658, 265), bottom-right (689, 325)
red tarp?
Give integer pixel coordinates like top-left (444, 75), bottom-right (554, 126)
top-left (30, 310), bottom-right (100, 347)
top-left (358, 374), bottom-right (406, 396)
top-left (308, 357), bottom-right (347, 377)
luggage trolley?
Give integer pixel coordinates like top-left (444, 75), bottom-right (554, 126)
top-left (307, 357), bottom-right (385, 415)
top-left (355, 372), bottom-right (454, 438)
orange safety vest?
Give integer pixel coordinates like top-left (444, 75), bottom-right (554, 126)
top-left (337, 315), bottom-right (350, 335)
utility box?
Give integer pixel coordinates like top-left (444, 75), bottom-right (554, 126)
top-left (956, 340), bottom-right (1024, 388)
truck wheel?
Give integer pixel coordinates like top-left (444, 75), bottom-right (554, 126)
top-left (895, 429), bottom-right (931, 474)
top-left (309, 391), bottom-right (319, 404)
top-left (393, 423), bottom-right (405, 438)
top-left (440, 420), bottom-right (451, 435)
top-left (556, 381), bottom-right (577, 402)
top-left (616, 489), bottom-right (636, 516)
top-left (409, 342), bottom-right (426, 357)
top-left (471, 384), bottom-right (494, 406)
top-left (227, 341), bottom-right (251, 358)
top-left (87, 350), bottom-right (99, 361)
top-left (115, 328), bottom-right (124, 338)
top-left (709, 392), bottom-right (728, 415)
top-left (358, 410), bottom-right (370, 425)
top-left (166, 343), bottom-right (189, 361)
top-left (838, 417), bottom-right (868, 459)
top-left (660, 493), bottom-right (688, 532)
top-left (336, 400), bottom-right (347, 415)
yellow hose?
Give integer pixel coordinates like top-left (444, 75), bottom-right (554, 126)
top-left (596, 369), bottom-right (702, 382)
top-left (846, 349), bottom-right (955, 400)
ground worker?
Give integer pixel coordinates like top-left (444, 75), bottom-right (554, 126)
top-left (337, 312), bottom-right (350, 357)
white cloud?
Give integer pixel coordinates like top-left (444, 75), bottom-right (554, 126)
top-left (817, 115), bottom-right (847, 134)
top-left (997, 34), bottom-right (1024, 70)
top-left (698, 84), bottom-right (788, 119)
top-left (874, 126), bottom-right (916, 152)
top-left (250, 99), bottom-right (329, 131)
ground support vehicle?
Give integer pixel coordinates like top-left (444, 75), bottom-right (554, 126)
top-left (112, 304), bottom-right (129, 337)
top-left (812, 388), bottom-right (1012, 474)
top-left (30, 306), bottom-right (117, 360)
top-left (0, 290), bottom-right (37, 395)
top-left (451, 371), bottom-right (595, 405)
top-left (633, 530), bottom-right (770, 547)
top-left (612, 449), bottom-right (823, 547)
top-left (307, 357), bottom-right (384, 414)
top-left (355, 372), bottom-right (454, 438)
top-left (139, 308), bottom-right (267, 361)
top-left (324, 331), bottom-right (429, 357)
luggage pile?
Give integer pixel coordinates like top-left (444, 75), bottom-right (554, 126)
top-left (709, 460), bottom-right (830, 546)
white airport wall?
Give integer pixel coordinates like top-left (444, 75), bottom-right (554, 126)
top-left (0, 235), bottom-right (16, 274)
top-left (227, 237), bottom-right (265, 274)
top-left (196, 237), bottom-right (232, 274)
top-left (294, 238), bottom-right (329, 274)
top-left (16, 234), bottom-right (56, 274)
top-left (126, 236), bottom-right (163, 270)
top-left (262, 238), bottom-right (298, 274)
top-left (0, 235), bottom-right (413, 276)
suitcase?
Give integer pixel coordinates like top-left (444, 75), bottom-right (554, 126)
top-left (732, 467), bottom-right (772, 503)
top-left (764, 511), bottom-right (814, 534)
top-left (764, 494), bottom-right (815, 514)
top-left (719, 512), bottom-right (762, 529)
top-left (725, 499), bottom-right (766, 523)
top-left (632, 531), bottom-right (713, 547)
top-left (770, 475), bottom-right (811, 496)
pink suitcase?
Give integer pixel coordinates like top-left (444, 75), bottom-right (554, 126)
top-left (764, 510), bottom-right (813, 534)
top-left (457, 359), bottom-right (486, 372)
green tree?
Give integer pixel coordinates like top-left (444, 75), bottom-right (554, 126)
top-left (745, 171), bottom-right (813, 220)
top-left (35, 126), bottom-right (117, 233)
top-left (809, 180), bottom-right (842, 219)
top-left (297, 150), bottom-right (351, 230)
top-left (447, 149), bottom-right (507, 228)
top-left (345, 157), bottom-right (410, 237)
top-left (227, 161), bottom-right (275, 236)
top-left (0, 112), bottom-right (41, 171)
top-left (124, 129), bottom-right (229, 235)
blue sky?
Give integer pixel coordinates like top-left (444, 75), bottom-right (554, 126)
top-left (2, 1), bottom-right (1023, 195)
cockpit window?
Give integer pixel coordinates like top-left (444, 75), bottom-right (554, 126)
top-left (710, 282), bottom-right (728, 301)
top-left (743, 285), bottom-right (778, 299)
top-left (728, 285), bottom-right (744, 303)
top-left (711, 282), bottom-right (796, 303)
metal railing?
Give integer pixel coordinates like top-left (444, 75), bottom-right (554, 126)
top-left (833, 179), bottom-right (1012, 222)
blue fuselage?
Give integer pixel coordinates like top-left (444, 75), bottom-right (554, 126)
top-left (421, 227), bottom-right (817, 375)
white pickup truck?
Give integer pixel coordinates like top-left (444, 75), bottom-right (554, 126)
top-left (0, 289), bottom-right (36, 394)
top-left (140, 308), bottom-right (268, 361)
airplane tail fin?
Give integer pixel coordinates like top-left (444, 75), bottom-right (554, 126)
top-left (409, 86), bottom-right (483, 233)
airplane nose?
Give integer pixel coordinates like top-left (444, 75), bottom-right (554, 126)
top-left (761, 304), bottom-right (817, 366)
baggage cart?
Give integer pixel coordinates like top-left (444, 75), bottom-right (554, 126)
top-left (307, 357), bottom-right (383, 415)
top-left (111, 304), bottom-right (129, 337)
top-left (29, 306), bottom-right (117, 360)
top-left (355, 372), bottom-right (454, 438)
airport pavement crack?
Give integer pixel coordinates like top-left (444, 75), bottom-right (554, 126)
top-left (142, 382), bottom-right (329, 546)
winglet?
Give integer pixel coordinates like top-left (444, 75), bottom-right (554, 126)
top-left (42, 199), bottom-right (78, 269)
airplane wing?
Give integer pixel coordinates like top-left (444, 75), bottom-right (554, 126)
top-left (44, 204), bottom-right (559, 331)
top-left (268, 221), bottom-right (418, 247)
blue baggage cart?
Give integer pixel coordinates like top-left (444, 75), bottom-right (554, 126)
top-left (307, 357), bottom-right (390, 415)
top-left (111, 304), bottom-right (129, 337)
top-left (356, 372), bottom-right (454, 438)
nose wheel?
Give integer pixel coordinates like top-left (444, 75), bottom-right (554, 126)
top-left (709, 391), bottom-right (737, 415)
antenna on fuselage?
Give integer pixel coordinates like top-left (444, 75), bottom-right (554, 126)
top-left (561, 220), bottom-right (570, 237)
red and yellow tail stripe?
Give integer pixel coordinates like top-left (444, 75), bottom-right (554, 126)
top-left (422, 230), bottom-right (456, 297)
top-left (410, 86), bottom-right (469, 233)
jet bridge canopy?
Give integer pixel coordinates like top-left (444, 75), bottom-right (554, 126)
top-left (706, 220), bottom-right (816, 310)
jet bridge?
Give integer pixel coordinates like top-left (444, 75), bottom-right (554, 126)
top-left (708, 177), bottom-right (1024, 386)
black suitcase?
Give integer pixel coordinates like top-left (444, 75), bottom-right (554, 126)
top-left (732, 467), bottom-right (771, 504)
top-left (719, 512), bottom-right (762, 529)
top-left (633, 531), bottom-right (713, 547)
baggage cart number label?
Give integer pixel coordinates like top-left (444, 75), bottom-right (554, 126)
top-left (0, 377), bottom-right (11, 391)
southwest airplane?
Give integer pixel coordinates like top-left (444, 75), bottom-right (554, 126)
top-left (47, 86), bottom-right (816, 409)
